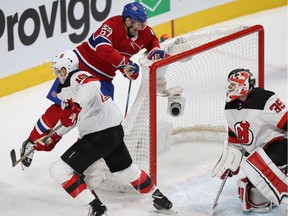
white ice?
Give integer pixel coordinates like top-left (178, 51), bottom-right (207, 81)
top-left (0, 6), bottom-right (287, 216)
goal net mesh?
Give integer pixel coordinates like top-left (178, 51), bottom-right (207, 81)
top-left (85, 25), bottom-right (263, 192)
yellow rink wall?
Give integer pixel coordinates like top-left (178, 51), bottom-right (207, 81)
top-left (0, 0), bottom-right (287, 98)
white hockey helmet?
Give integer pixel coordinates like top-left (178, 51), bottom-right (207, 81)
top-left (226, 69), bottom-right (255, 102)
top-left (51, 50), bottom-right (78, 84)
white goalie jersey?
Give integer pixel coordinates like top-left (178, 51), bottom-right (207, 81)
top-left (225, 88), bottom-right (287, 153)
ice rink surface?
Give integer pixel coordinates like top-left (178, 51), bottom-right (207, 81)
top-left (0, 6), bottom-right (287, 216)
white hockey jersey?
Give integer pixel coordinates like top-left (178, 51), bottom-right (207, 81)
top-left (56, 70), bottom-right (123, 138)
top-left (225, 88), bottom-right (287, 154)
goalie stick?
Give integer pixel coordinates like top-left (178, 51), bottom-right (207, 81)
top-left (209, 170), bottom-right (231, 216)
top-left (10, 124), bottom-right (62, 167)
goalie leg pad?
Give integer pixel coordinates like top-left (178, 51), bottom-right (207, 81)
top-left (241, 147), bottom-right (288, 212)
top-left (237, 177), bottom-right (272, 212)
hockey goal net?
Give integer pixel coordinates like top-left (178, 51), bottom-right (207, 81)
top-left (86, 25), bottom-right (264, 192)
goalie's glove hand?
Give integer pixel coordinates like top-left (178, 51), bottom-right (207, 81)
top-left (121, 61), bottom-right (140, 80)
top-left (147, 48), bottom-right (170, 61)
top-left (60, 99), bottom-right (82, 127)
top-left (212, 140), bottom-right (243, 179)
top-left (34, 132), bottom-right (62, 151)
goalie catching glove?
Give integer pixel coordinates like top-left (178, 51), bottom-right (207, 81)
top-left (34, 132), bottom-right (62, 151)
top-left (147, 48), bottom-right (170, 61)
top-left (212, 139), bottom-right (243, 179)
top-left (60, 99), bottom-right (82, 127)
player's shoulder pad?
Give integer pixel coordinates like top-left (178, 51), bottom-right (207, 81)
top-left (225, 88), bottom-right (275, 110)
top-left (250, 87), bottom-right (275, 100)
top-left (245, 88), bottom-right (275, 110)
top-left (71, 71), bottom-right (99, 85)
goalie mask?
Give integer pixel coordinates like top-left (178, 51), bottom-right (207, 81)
top-left (51, 50), bottom-right (79, 84)
top-left (226, 69), bottom-right (255, 102)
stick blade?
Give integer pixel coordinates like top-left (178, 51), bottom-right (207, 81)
top-left (10, 149), bottom-right (17, 167)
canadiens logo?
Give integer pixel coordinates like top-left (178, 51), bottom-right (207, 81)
top-left (51, 91), bottom-right (57, 98)
top-left (234, 121), bottom-right (254, 145)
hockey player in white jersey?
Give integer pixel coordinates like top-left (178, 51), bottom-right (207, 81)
top-left (32, 50), bottom-right (173, 216)
top-left (212, 69), bottom-right (287, 213)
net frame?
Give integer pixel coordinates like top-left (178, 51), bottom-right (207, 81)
top-left (148, 25), bottom-right (264, 184)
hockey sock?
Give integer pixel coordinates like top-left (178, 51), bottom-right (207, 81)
top-left (130, 170), bottom-right (155, 194)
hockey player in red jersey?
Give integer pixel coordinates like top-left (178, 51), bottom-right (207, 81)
top-left (212, 69), bottom-right (287, 213)
top-left (20, 2), bottom-right (169, 167)
top-left (37, 50), bottom-right (173, 216)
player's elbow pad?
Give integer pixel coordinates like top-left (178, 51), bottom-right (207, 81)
top-left (212, 141), bottom-right (243, 178)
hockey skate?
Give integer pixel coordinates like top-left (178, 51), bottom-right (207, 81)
top-left (20, 138), bottom-right (34, 167)
top-left (85, 190), bottom-right (107, 216)
top-left (152, 189), bottom-right (173, 210)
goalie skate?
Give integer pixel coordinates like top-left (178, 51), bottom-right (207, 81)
top-left (20, 138), bottom-right (34, 168)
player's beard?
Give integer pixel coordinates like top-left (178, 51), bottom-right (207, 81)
top-left (127, 26), bottom-right (138, 38)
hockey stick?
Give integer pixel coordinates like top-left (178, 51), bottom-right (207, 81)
top-left (209, 170), bottom-right (231, 216)
top-left (124, 79), bottom-right (132, 118)
top-left (124, 48), bottom-right (147, 118)
top-left (10, 124), bottom-right (62, 167)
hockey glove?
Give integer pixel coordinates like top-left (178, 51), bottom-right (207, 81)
top-left (212, 140), bottom-right (243, 179)
top-left (20, 138), bottom-right (35, 167)
top-left (34, 132), bottom-right (62, 151)
top-left (60, 99), bottom-right (82, 127)
top-left (147, 48), bottom-right (170, 61)
top-left (121, 61), bottom-right (140, 80)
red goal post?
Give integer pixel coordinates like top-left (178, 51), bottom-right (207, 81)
top-left (86, 25), bottom-right (264, 191)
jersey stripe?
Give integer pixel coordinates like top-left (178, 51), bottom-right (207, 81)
top-left (88, 35), bottom-right (111, 50)
top-left (82, 77), bottom-right (99, 84)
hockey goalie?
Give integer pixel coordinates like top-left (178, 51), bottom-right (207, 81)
top-left (212, 69), bottom-right (287, 213)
